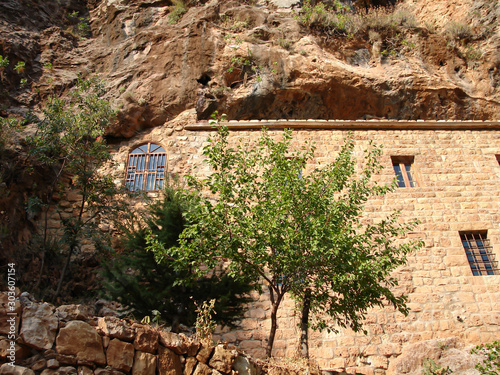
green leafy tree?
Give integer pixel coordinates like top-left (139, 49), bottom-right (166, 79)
top-left (154, 123), bottom-right (421, 357)
top-left (101, 188), bottom-right (255, 331)
top-left (25, 77), bottom-right (118, 300)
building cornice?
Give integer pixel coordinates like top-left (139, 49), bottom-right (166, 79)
top-left (185, 119), bottom-right (500, 131)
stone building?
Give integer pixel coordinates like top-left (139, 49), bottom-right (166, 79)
top-left (111, 119), bottom-right (500, 374)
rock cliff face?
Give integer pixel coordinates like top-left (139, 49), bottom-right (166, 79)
top-left (0, 0), bottom-right (499, 138)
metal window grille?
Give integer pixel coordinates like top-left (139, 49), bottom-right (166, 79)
top-left (460, 232), bottom-right (499, 276)
top-left (125, 143), bottom-right (166, 191)
top-left (392, 156), bottom-right (417, 188)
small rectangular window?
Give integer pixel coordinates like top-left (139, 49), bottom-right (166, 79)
top-left (391, 156), bottom-right (417, 188)
top-left (460, 232), bottom-right (499, 276)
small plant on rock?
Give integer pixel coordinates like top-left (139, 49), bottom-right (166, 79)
top-left (422, 358), bottom-right (453, 375)
top-left (471, 341), bottom-right (500, 375)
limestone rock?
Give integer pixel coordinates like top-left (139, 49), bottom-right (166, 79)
top-left (157, 346), bottom-right (182, 375)
top-left (106, 339), bottom-right (134, 373)
top-left (387, 338), bottom-right (480, 375)
top-left (132, 351), bottom-right (156, 375)
top-left (192, 363), bottom-right (212, 375)
top-left (134, 326), bottom-right (159, 354)
top-left (183, 357), bottom-right (197, 375)
top-left (31, 359), bottom-right (46, 372)
top-left (0, 339), bottom-right (31, 361)
top-left (97, 317), bottom-right (134, 341)
top-left (77, 367), bottom-right (94, 375)
top-left (0, 294), bottom-right (21, 335)
top-left (56, 321), bottom-right (106, 366)
top-left (232, 355), bottom-right (260, 375)
top-left (195, 344), bottom-right (214, 364)
top-left (20, 303), bottom-right (58, 350)
top-left (56, 305), bottom-right (93, 321)
top-left (158, 331), bottom-right (187, 355)
top-left (208, 346), bottom-right (235, 374)
top-left (0, 364), bottom-right (35, 375)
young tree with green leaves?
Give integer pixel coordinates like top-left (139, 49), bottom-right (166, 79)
top-left (25, 77), bottom-right (118, 301)
top-left (152, 123), bottom-right (421, 357)
top-left (102, 187), bottom-right (256, 331)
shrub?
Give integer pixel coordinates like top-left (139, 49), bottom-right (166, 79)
top-left (471, 341), bottom-right (500, 375)
top-left (445, 21), bottom-right (474, 40)
top-left (168, 0), bottom-right (187, 24)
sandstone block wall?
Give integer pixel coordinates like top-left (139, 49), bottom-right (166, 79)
top-left (108, 120), bottom-right (500, 375)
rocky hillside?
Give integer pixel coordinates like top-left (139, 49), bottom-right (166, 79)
top-left (0, 0), bottom-right (499, 139)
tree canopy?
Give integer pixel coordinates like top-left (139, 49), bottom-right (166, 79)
top-left (102, 187), bottom-right (256, 331)
top-left (152, 123), bottom-right (421, 357)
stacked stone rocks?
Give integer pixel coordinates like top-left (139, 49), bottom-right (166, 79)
top-left (0, 293), bottom-right (256, 375)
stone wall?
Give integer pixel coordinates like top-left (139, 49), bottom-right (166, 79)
top-left (0, 293), bottom-right (257, 375)
top-left (107, 120), bottom-right (500, 374)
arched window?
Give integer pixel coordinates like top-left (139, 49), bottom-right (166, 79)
top-left (125, 143), bottom-right (167, 191)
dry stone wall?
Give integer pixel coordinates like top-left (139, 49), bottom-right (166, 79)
top-left (107, 120), bottom-right (500, 375)
top-left (0, 293), bottom-right (256, 375)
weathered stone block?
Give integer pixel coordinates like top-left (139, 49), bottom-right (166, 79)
top-left (20, 303), bottom-right (58, 350)
top-left (158, 331), bottom-right (187, 355)
top-left (157, 346), bottom-right (182, 375)
top-left (208, 346), bottom-right (235, 374)
top-left (183, 357), bottom-right (197, 375)
top-left (195, 344), bottom-right (213, 364)
top-left (0, 294), bottom-right (21, 336)
top-left (56, 321), bottom-right (106, 366)
top-left (192, 363), bottom-right (212, 375)
top-left (106, 339), bottom-right (134, 373)
top-left (134, 326), bottom-right (159, 354)
top-left (132, 351), bottom-right (156, 375)
top-left (77, 367), bottom-right (94, 375)
top-left (97, 317), bottom-right (134, 341)
top-left (0, 364), bottom-right (35, 375)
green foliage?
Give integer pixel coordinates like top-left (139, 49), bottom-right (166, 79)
top-left (66, 11), bottom-right (91, 38)
top-left (0, 55), bottom-right (8, 69)
top-left (14, 61), bottom-right (25, 74)
top-left (168, 0), bottom-right (187, 24)
top-left (445, 21), bottom-right (473, 41)
top-left (156, 123), bottom-right (421, 356)
top-left (422, 359), bottom-right (453, 375)
top-left (295, 1), bottom-right (417, 41)
top-left (471, 341), bottom-right (500, 375)
top-left (43, 62), bottom-right (53, 71)
top-left (25, 76), bottom-right (119, 300)
top-left (101, 187), bottom-right (255, 331)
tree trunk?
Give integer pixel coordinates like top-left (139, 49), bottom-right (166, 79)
top-left (299, 289), bottom-right (311, 358)
top-left (266, 289), bottom-right (284, 357)
top-left (53, 244), bottom-right (74, 301)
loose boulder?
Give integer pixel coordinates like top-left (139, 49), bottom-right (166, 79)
top-left (20, 303), bottom-right (58, 350)
top-left (56, 321), bottom-right (106, 366)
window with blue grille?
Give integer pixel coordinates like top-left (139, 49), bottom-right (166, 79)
top-left (460, 232), bottom-right (498, 276)
top-left (125, 143), bottom-right (166, 191)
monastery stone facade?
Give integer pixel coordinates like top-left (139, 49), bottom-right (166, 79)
top-left (108, 120), bottom-right (500, 374)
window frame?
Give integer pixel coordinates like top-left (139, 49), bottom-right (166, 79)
top-left (391, 156), bottom-right (418, 188)
top-left (125, 142), bottom-right (167, 192)
top-left (460, 231), bottom-right (499, 276)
